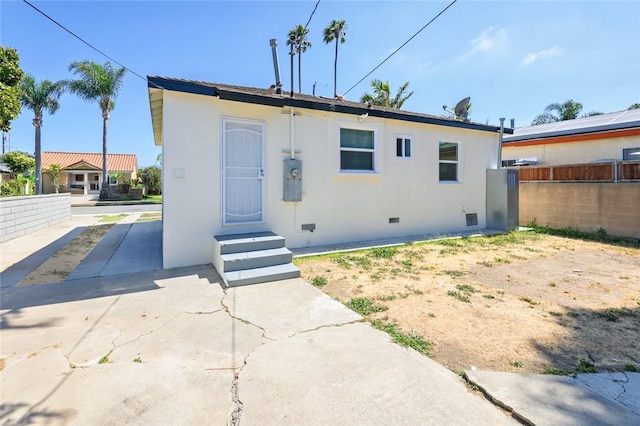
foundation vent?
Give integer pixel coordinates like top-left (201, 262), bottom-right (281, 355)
top-left (466, 213), bottom-right (478, 227)
top-left (389, 217), bottom-right (400, 224)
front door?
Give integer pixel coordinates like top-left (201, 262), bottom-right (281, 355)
top-left (222, 119), bottom-right (265, 225)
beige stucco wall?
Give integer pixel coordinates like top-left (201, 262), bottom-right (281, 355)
top-left (502, 134), bottom-right (640, 165)
top-left (161, 91), bottom-right (501, 268)
top-left (520, 182), bottom-right (640, 239)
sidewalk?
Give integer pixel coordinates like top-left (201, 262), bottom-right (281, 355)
top-left (1, 217), bottom-right (639, 425)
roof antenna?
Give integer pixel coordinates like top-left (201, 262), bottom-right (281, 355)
top-left (269, 39), bottom-right (282, 94)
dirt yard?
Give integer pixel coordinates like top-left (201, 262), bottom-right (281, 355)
top-left (295, 232), bottom-right (640, 375)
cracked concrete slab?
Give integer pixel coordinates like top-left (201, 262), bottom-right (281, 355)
top-left (465, 370), bottom-right (640, 425)
top-left (239, 323), bottom-right (517, 425)
top-left (110, 310), bottom-right (263, 370)
top-left (2, 363), bottom-right (233, 425)
top-left (575, 372), bottom-right (640, 415)
top-left (222, 278), bottom-right (362, 340)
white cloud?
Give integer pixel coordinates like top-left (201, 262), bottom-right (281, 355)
top-left (460, 26), bottom-right (508, 59)
top-left (520, 46), bottom-right (563, 67)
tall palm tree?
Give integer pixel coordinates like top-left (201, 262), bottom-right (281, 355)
top-left (287, 24), bottom-right (312, 93)
top-left (531, 99), bottom-right (583, 125)
top-left (360, 79), bottom-right (414, 109)
top-left (323, 19), bottom-right (346, 98)
top-left (19, 74), bottom-right (64, 194)
top-left (65, 61), bottom-right (126, 199)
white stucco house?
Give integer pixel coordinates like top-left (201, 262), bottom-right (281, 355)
top-left (147, 76), bottom-right (512, 285)
top-left (502, 109), bottom-right (640, 166)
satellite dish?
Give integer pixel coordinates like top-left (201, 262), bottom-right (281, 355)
top-left (454, 97), bottom-right (471, 120)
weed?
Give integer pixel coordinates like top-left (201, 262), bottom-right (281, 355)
top-left (350, 256), bottom-right (372, 270)
top-left (520, 296), bottom-right (538, 305)
top-left (371, 320), bottom-right (432, 356)
top-left (455, 284), bottom-right (475, 293)
top-left (510, 361), bottom-right (523, 368)
top-left (567, 311), bottom-right (579, 318)
top-left (494, 257), bottom-right (511, 264)
top-left (443, 269), bottom-right (464, 278)
top-left (530, 224), bottom-right (640, 248)
top-left (133, 357), bottom-right (142, 363)
top-left (609, 307), bottom-right (636, 317)
top-left (371, 272), bottom-right (382, 281)
top-left (439, 248), bottom-right (459, 255)
top-left (346, 298), bottom-right (388, 315)
top-left (483, 294), bottom-right (495, 299)
top-left (477, 260), bottom-right (493, 267)
top-left (390, 268), bottom-right (401, 276)
top-left (377, 294), bottom-right (397, 302)
top-left (548, 282), bottom-right (558, 287)
top-left (624, 364), bottom-right (638, 372)
top-left (496, 290), bottom-right (506, 295)
top-left (599, 312), bottom-right (619, 322)
top-left (397, 259), bottom-right (413, 270)
top-left (542, 367), bottom-right (571, 376)
top-left (311, 276), bottom-right (328, 287)
top-left (100, 214), bottom-right (127, 223)
top-left (438, 239), bottom-right (463, 247)
top-left (619, 275), bottom-right (630, 280)
top-left (428, 313), bottom-right (436, 318)
top-left (370, 247), bottom-right (398, 259)
top-left (549, 311), bottom-right (563, 317)
top-left (575, 359), bottom-right (597, 373)
top-left (399, 293), bottom-right (409, 299)
top-left (333, 256), bottom-right (351, 269)
top-left (98, 354), bottom-right (109, 364)
top-left (447, 290), bottom-right (470, 303)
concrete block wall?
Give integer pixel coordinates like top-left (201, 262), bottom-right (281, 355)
top-left (0, 193), bottom-right (71, 243)
top-left (519, 182), bottom-right (640, 239)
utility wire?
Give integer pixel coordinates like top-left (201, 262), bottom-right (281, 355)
top-left (343, 0), bottom-right (458, 96)
top-left (22, 0), bottom-right (160, 87)
top-left (304, 0), bottom-right (321, 30)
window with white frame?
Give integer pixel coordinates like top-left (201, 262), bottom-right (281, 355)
top-left (439, 142), bottom-right (458, 181)
top-left (623, 147), bottom-right (640, 160)
top-left (340, 128), bottom-right (375, 171)
top-left (396, 136), bottom-right (412, 158)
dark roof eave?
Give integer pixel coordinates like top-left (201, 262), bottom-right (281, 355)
top-left (148, 76), bottom-right (510, 134)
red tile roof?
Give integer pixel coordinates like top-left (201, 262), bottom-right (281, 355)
top-left (42, 152), bottom-right (137, 172)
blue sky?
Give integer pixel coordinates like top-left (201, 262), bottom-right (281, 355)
top-left (2, 0), bottom-right (639, 167)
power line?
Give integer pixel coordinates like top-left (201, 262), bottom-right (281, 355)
top-left (304, 0), bottom-right (321, 30)
top-left (22, 0), bottom-right (160, 87)
top-left (343, 0), bottom-right (458, 96)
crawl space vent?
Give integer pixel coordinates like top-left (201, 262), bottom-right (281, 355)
top-left (389, 217), bottom-right (400, 224)
top-left (466, 213), bottom-right (478, 227)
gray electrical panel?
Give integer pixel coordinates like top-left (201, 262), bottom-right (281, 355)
top-left (283, 158), bottom-right (302, 202)
top-left (486, 168), bottom-right (519, 231)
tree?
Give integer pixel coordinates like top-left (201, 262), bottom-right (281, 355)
top-left (323, 20), bottom-right (346, 98)
top-left (629, 103), bottom-right (640, 110)
top-left (48, 163), bottom-right (61, 193)
top-left (1, 151), bottom-right (34, 177)
top-left (138, 165), bottom-right (162, 195)
top-left (360, 79), bottom-right (414, 109)
top-left (531, 100), bottom-right (583, 125)
top-left (0, 46), bottom-right (25, 132)
top-left (20, 74), bottom-right (64, 194)
top-left (65, 61), bottom-right (126, 199)
top-left (287, 24), bottom-right (312, 94)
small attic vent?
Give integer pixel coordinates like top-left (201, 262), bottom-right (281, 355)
top-left (466, 213), bottom-right (478, 227)
top-left (389, 217), bottom-right (400, 224)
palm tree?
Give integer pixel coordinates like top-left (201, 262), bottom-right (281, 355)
top-left (65, 61), bottom-right (126, 199)
top-left (531, 99), bottom-right (583, 125)
top-left (323, 19), bottom-right (346, 98)
top-left (287, 25), bottom-right (312, 94)
top-left (19, 74), bottom-right (64, 194)
top-left (360, 79), bottom-right (414, 109)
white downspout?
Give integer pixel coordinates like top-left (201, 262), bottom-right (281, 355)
top-left (290, 108), bottom-right (295, 160)
top-left (497, 117), bottom-right (505, 169)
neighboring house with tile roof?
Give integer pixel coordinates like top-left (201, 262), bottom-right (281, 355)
top-left (41, 152), bottom-right (137, 195)
top-left (148, 76), bottom-right (513, 271)
top-left (502, 109), bottom-right (640, 166)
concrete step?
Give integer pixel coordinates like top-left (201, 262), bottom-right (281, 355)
top-left (220, 247), bottom-right (293, 272)
top-left (214, 232), bottom-right (285, 255)
top-left (223, 263), bottom-right (301, 287)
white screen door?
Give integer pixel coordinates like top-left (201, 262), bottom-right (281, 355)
top-left (222, 119), bottom-right (265, 225)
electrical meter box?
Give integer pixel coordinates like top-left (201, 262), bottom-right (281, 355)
top-left (283, 158), bottom-right (302, 202)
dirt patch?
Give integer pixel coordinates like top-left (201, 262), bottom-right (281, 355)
top-left (296, 232), bottom-right (640, 374)
top-left (18, 224), bottom-right (115, 286)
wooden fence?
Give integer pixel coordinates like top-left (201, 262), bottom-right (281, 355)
top-left (516, 160), bottom-right (640, 182)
